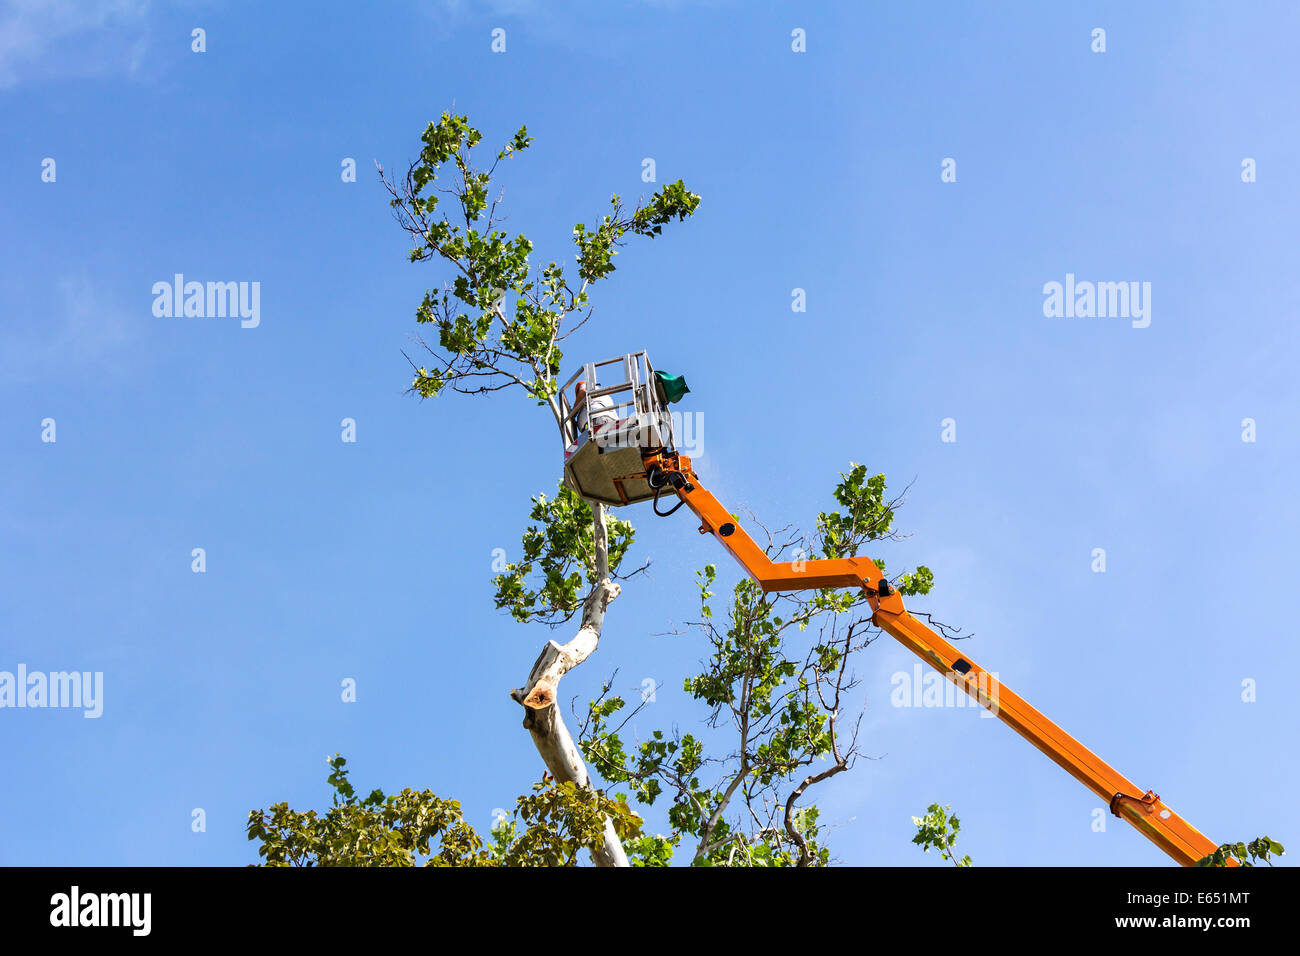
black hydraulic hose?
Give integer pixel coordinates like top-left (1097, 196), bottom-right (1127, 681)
top-left (653, 483), bottom-right (687, 517)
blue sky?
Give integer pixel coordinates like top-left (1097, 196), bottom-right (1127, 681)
top-left (2, 0), bottom-right (1296, 866)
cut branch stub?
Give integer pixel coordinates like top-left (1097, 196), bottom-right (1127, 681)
top-left (510, 578), bottom-right (620, 716)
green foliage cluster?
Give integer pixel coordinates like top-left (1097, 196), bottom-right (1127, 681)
top-left (382, 111), bottom-right (699, 409)
top-left (246, 755), bottom-right (640, 867)
top-left (817, 463), bottom-right (934, 597)
top-left (911, 802), bottom-right (972, 867)
top-left (1195, 836), bottom-right (1285, 867)
top-left (493, 483), bottom-right (635, 624)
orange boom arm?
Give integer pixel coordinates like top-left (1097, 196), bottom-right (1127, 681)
top-left (640, 449), bottom-right (1222, 866)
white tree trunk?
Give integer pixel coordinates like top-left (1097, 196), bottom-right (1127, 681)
top-left (510, 500), bottom-right (628, 867)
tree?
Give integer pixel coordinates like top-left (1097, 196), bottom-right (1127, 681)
top-left (375, 110), bottom-right (700, 866)
top-left (250, 111), bottom-right (934, 866)
top-left (911, 803), bottom-right (972, 867)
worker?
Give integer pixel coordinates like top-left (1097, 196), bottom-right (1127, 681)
top-left (574, 380), bottom-right (617, 439)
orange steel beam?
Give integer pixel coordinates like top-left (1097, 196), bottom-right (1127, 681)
top-left (641, 450), bottom-right (1223, 866)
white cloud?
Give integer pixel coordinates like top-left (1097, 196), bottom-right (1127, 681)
top-left (1, 275), bottom-right (142, 385)
top-left (0, 0), bottom-right (151, 88)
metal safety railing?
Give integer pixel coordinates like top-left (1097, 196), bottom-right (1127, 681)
top-left (557, 351), bottom-right (675, 456)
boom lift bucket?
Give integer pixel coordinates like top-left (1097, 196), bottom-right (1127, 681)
top-left (558, 351), bottom-right (676, 506)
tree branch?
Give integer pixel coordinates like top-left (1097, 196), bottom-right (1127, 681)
top-left (509, 501), bottom-right (628, 867)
